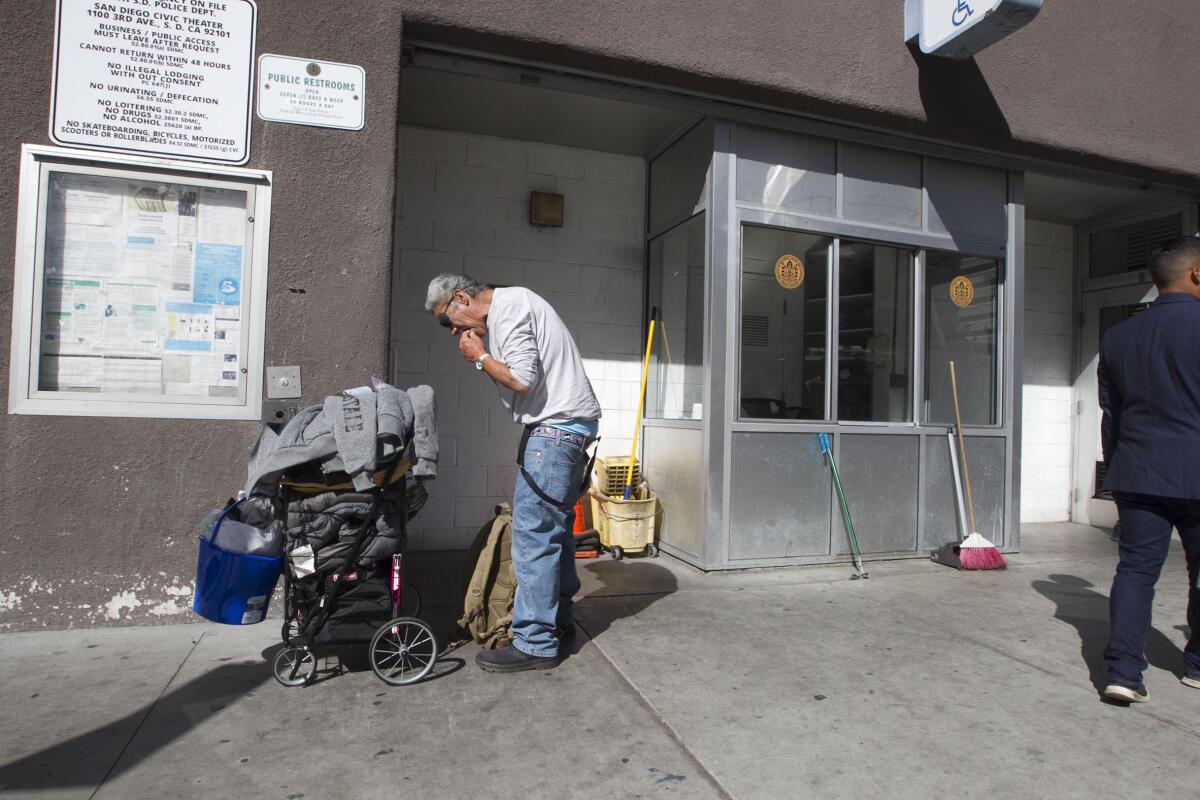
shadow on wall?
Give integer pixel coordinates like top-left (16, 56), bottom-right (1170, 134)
top-left (911, 48), bottom-right (1012, 144)
top-left (1031, 573), bottom-right (1186, 692)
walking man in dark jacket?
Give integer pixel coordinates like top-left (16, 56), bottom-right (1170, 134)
top-left (1098, 235), bottom-right (1200, 702)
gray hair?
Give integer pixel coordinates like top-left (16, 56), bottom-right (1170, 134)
top-left (424, 273), bottom-right (486, 311)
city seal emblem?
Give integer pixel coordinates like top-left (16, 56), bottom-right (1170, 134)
top-left (949, 275), bottom-right (975, 308)
top-left (775, 254), bottom-right (805, 290)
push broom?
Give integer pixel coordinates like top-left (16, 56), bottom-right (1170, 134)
top-left (948, 361), bottom-right (1006, 570)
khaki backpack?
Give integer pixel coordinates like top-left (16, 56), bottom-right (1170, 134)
top-left (457, 503), bottom-right (516, 649)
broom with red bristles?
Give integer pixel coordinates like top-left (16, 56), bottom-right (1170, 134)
top-left (949, 361), bottom-right (1006, 570)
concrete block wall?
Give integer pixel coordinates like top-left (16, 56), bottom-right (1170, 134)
top-left (390, 126), bottom-right (647, 549)
top-left (1021, 219), bottom-right (1076, 523)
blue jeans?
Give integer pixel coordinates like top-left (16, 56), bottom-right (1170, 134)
top-left (1105, 492), bottom-right (1200, 687)
top-left (510, 429), bottom-right (590, 658)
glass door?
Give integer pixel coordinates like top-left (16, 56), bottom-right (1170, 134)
top-left (738, 226), bottom-right (831, 420)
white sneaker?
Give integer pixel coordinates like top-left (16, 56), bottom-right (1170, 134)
top-left (1103, 683), bottom-right (1148, 703)
top-left (1181, 675), bottom-right (1200, 689)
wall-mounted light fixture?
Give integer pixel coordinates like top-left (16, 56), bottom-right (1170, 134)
top-left (530, 191), bottom-right (564, 227)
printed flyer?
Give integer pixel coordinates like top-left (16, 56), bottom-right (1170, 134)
top-left (39, 170), bottom-right (247, 398)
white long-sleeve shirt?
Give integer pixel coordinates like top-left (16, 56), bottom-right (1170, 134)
top-left (486, 287), bottom-right (601, 426)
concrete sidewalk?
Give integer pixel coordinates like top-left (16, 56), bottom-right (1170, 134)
top-left (2, 523), bottom-right (1197, 800)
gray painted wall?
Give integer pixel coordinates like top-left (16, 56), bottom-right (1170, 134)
top-left (0, 2), bottom-right (403, 628)
top-left (400, 1), bottom-right (1200, 188)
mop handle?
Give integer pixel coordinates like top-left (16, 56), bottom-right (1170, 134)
top-left (625, 308), bottom-right (658, 498)
top-left (819, 433), bottom-right (864, 565)
top-left (948, 361), bottom-right (978, 533)
top-left (947, 428), bottom-right (971, 541)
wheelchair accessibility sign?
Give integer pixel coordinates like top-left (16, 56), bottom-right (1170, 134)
top-left (906, 0), bottom-right (1043, 59)
top-left (951, 1), bottom-right (975, 27)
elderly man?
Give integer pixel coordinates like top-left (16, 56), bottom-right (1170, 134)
top-left (1099, 235), bottom-right (1200, 703)
top-left (426, 273), bottom-right (601, 672)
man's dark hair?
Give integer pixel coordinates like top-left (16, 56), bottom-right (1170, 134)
top-left (1148, 235), bottom-right (1200, 289)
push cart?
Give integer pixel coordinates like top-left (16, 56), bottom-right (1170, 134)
top-left (272, 458), bottom-right (440, 687)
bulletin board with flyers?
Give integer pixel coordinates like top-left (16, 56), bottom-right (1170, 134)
top-left (9, 145), bottom-right (271, 419)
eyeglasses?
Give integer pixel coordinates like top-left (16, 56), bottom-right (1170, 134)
top-left (437, 301), bottom-right (457, 328)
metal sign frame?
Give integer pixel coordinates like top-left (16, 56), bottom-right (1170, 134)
top-left (9, 145), bottom-right (272, 419)
top-left (256, 54), bottom-right (367, 131)
top-left (49, 0), bottom-right (258, 164)
top-left (904, 0), bottom-right (1043, 60)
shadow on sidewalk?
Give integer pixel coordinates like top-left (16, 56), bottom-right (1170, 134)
top-left (566, 559), bottom-right (678, 655)
top-left (1031, 573), bottom-right (1185, 691)
top-left (1, 559), bottom-right (678, 788)
top-left (0, 661), bottom-right (268, 792)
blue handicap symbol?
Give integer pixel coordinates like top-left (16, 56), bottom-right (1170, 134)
top-left (952, 0), bottom-right (975, 27)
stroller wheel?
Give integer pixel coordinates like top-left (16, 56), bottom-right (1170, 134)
top-left (370, 617), bottom-right (439, 686)
top-left (273, 647), bottom-right (316, 687)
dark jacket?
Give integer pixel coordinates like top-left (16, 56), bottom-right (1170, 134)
top-left (1099, 292), bottom-right (1200, 499)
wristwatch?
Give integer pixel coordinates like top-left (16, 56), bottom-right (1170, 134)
top-left (475, 353), bottom-right (491, 371)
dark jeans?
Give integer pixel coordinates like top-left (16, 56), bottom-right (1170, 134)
top-left (1104, 492), bottom-right (1200, 687)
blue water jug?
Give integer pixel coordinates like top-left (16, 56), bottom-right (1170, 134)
top-left (193, 500), bottom-right (284, 625)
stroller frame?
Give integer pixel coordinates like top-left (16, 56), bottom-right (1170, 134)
top-left (272, 456), bottom-right (440, 687)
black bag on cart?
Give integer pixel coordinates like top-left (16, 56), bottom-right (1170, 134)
top-left (312, 570), bottom-right (393, 645)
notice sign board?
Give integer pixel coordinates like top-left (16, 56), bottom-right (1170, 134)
top-left (50, 0), bottom-right (257, 164)
top-left (257, 54), bottom-right (365, 130)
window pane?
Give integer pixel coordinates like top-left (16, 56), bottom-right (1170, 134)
top-left (646, 214), bottom-right (705, 420)
top-left (649, 121), bottom-right (712, 237)
top-left (840, 143), bottom-right (922, 229)
top-left (923, 252), bottom-right (999, 426)
top-left (925, 158), bottom-right (1007, 245)
top-left (740, 226), bottom-right (830, 420)
top-left (838, 241), bottom-right (913, 422)
top-left (735, 125), bottom-right (836, 214)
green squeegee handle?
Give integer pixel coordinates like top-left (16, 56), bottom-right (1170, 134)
top-left (818, 433), bottom-right (865, 566)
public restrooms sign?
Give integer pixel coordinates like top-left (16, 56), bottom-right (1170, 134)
top-left (50, 0), bottom-right (257, 164)
top-left (905, 0), bottom-right (1043, 59)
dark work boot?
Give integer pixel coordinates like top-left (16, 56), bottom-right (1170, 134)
top-left (475, 644), bottom-right (559, 673)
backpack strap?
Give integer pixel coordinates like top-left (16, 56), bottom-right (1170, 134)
top-left (516, 426), bottom-right (600, 511)
top-left (477, 615), bottom-right (513, 649)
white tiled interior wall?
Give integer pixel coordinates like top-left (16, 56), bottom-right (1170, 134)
top-left (390, 126), bottom-right (647, 550)
top-left (1021, 219), bottom-right (1075, 522)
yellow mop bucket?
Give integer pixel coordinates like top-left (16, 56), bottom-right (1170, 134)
top-left (589, 488), bottom-right (658, 559)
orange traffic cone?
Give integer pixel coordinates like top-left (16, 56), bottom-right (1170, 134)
top-left (572, 499), bottom-right (588, 534)
top-left (573, 498), bottom-right (601, 558)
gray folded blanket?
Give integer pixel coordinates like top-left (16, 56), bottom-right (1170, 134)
top-left (245, 382), bottom-right (438, 495)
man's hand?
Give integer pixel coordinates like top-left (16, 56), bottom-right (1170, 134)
top-left (459, 331), bottom-right (530, 395)
top-left (459, 330), bottom-right (486, 362)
